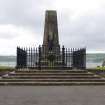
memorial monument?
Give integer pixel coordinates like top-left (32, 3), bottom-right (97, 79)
top-left (17, 10), bottom-right (86, 69)
top-left (41, 10), bottom-right (61, 67)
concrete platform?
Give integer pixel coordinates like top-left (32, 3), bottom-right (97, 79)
top-left (0, 86), bottom-right (105, 105)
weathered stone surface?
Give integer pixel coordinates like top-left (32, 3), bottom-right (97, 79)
top-left (43, 10), bottom-right (59, 48)
top-left (41, 10), bottom-right (60, 66)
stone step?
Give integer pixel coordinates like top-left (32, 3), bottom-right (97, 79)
top-left (0, 81), bottom-right (105, 86)
top-left (0, 69), bottom-right (104, 85)
top-left (16, 70), bottom-right (87, 73)
top-left (9, 73), bottom-right (94, 76)
top-left (0, 78), bottom-right (105, 82)
top-left (3, 75), bottom-right (100, 79)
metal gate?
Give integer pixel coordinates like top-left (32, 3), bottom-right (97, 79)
top-left (16, 46), bottom-right (86, 69)
top-left (17, 47), bottom-right (27, 68)
top-left (73, 48), bottom-right (86, 69)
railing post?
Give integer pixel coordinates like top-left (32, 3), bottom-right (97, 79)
top-left (16, 47), bottom-right (19, 69)
top-left (83, 48), bottom-right (86, 69)
top-left (24, 48), bottom-right (26, 68)
top-left (71, 48), bottom-right (73, 69)
top-left (31, 47), bottom-right (33, 68)
top-left (38, 45), bottom-right (41, 70)
top-left (62, 46), bottom-right (65, 69)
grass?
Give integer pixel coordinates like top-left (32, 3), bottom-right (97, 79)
top-left (96, 66), bottom-right (105, 70)
top-left (0, 66), bottom-right (15, 72)
top-left (87, 66), bottom-right (105, 71)
top-left (87, 67), bottom-right (105, 78)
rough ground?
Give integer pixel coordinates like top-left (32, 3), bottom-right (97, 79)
top-left (0, 86), bottom-right (105, 105)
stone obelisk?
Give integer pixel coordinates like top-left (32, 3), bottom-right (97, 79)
top-left (43, 10), bottom-right (60, 52)
top-left (41, 10), bottom-right (61, 67)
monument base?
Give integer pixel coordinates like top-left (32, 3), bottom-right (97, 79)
top-left (39, 45), bottom-right (64, 68)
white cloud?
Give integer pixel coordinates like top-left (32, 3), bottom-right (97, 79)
top-left (0, 24), bottom-right (42, 55)
top-left (0, 0), bottom-right (105, 55)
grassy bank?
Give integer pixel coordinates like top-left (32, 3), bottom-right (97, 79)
top-left (0, 66), bottom-right (15, 72)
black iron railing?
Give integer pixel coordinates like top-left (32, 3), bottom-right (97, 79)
top-left (16, 46), bottom-right (86, 70)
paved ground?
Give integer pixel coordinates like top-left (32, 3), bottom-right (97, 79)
top-left (0, 86), bottom-right (105, 105)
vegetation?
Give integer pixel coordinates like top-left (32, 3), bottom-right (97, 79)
top-left (96, 66), bottom-right (105, 70)
top-left (0, 66), bottom-right (15, 72)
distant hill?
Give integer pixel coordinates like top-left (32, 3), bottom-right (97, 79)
top-left (86, 53), bottom-right (105, 63)
top-left (0, 56), bottom-right (16, 62)
top-left (0, 53), bottom-right (105, 63)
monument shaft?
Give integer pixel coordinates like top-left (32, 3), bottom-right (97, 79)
top-left (43, 10), bottom-right (60, 50)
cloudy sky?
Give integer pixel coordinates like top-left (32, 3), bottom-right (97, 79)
top-left (0, 0), bottom-right (105, 55)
